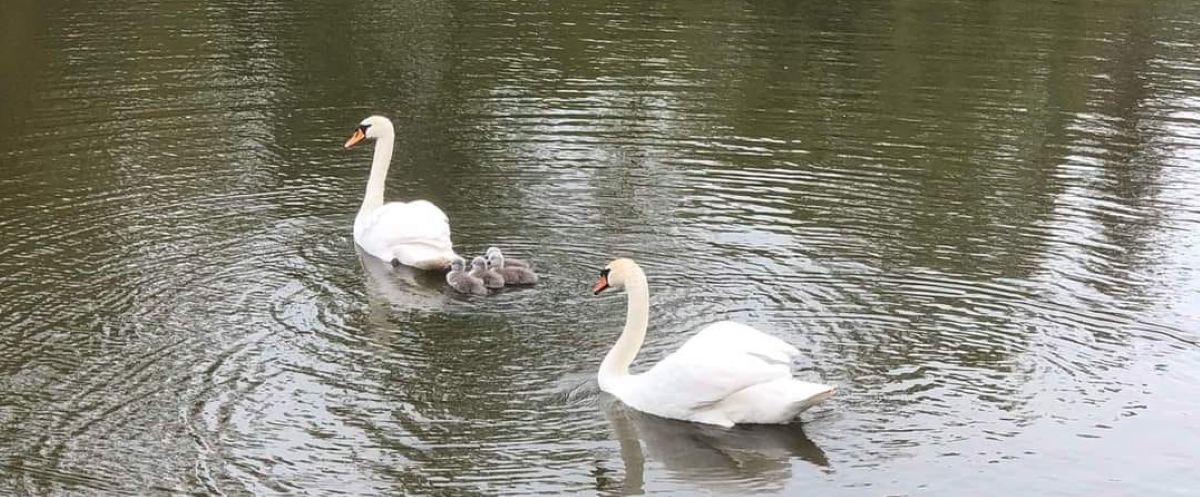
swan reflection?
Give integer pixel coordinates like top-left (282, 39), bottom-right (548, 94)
top-left (356, 245), bottom-right (453, 313)
top-left (599, 396), bottom-right (829, 495)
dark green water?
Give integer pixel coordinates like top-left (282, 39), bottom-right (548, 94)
top-left (2, 0), bottom-right (1199, 495)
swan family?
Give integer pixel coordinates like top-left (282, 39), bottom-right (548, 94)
top-left (343, 115), bottom-right (834, 427)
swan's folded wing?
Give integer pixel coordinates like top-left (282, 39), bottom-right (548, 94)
top-left (633, 322), bottom-right (800, 413)
top-left (361, 200), bottom-right (453, 249)
top-left (675, 321), bottom-right (800, 364)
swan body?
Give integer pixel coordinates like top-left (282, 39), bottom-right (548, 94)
top-left (344, 116), bottom-right (457, 270)
top-left (592, 259), bottom-right (834, 427)
top-left (469, 256), bottom-right (505, 288)
top-left (446, 258), bottom-right (486, 295)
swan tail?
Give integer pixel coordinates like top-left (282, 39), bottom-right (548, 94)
top-left (719, 378), bottom-right (836, 425)
top-left (392, 244), bottom-right (457, 271)
top-left (781, 380), bottom-right (836, 414)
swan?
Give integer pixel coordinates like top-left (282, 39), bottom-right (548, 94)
top-left (591, 258), bottom-right (835, 427)
top-left (446, 257), bottom-right (486, 295)
top-left (344, 115), bottom-right (457, 270)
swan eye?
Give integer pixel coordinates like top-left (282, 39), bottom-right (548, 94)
top-left (600, 268), bottom-right (610, 278)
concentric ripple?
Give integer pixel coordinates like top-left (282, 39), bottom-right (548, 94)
top-left (2, 0), bottom-right (1199, 495)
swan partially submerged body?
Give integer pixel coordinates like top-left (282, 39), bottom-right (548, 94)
top-left (344, 116), bottom-right (457, 270)
top-left (591, 258), bottom-right (834, 427)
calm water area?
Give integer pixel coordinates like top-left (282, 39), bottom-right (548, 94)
top-left (2, 0), bottom-right (1199, 495)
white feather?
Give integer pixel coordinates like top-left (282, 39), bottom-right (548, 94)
top-left (597, 259), bottom-right (834, 427)
top-left (346, 116), bottom-right (457, 270)
top-left (356, 200), bottom-right (456, 269)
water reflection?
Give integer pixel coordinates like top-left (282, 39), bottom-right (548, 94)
top-left (355, 245), bottom-right (451, 311)
top-left (2, 0), bottom-right (1199, 494)
top-left (598, 397), bottom-right (828, 495)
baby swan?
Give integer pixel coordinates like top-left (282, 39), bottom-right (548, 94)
top-left (446, 257), bottom-right (486, 295)
top-left (488, 252), bottom-right (538, 285)
top-left (470, 256), bottom-right (505, 289)
top-left (486, 247), bottom-right (532, 270)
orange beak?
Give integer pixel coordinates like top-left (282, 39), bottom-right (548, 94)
top-left (344, 128), bottom-right (366, 149)
top-left (592, 276), bottom-right (610, 295)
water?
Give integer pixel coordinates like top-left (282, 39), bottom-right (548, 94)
top-left (2, 0), bottom-right (1199, 495)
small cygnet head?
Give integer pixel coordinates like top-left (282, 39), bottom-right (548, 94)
top-left (343, 115), bottom-right (395, 149)
top-left (471, 256), bottom-right (488, 272)
top-left (486, 246), bottom-right (502, 258)
top-left (449, 257), bottom-right (466, 273)
top-left (592, 258), bottom-right (644, 295)
top-left (486, 251), bottom-right (505, 269)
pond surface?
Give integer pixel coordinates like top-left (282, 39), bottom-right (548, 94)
top-left (2, 0), bottom-right (1199, 495)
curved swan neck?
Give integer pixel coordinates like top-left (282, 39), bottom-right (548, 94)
top-left (361, 129), bottom-right (395, 216)
top-left (600, 268), bottom-right (649, 386)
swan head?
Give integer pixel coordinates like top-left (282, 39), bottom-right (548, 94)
top-left (592, 258), bottom-right (642, 295)
top-left (486, 246), bottom-right (502, 258)
top-left (449, 257), bottom-right (466, 273)
top-left (343, 115), bottom-right (395, 149)
top-left (470, 256), bottom-right (488, 272)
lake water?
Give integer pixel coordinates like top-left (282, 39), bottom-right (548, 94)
top-left (2, 0), bottom-right (1199, 495)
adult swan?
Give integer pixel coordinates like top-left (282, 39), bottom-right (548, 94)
top-left (343, 116), bottom-right (457, 270)
top-left (591, 259), bottom-right (834, 427)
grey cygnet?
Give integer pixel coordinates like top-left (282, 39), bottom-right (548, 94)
top-left (446, 257), bottom-right (486, 295)
top-left (486, 246), bottom-right (532, 270)
top-left (469, 255), bottom-right (505, 288)
top-left (488, 252), bottom-right (538, 285)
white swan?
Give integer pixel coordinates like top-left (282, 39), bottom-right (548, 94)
top-left (343, 116), bottom-right (457, 270)
top-left (591, 259), bottom-right (835, 427)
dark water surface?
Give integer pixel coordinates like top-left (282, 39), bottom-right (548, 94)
top-left (2, 0), bottom-right (1199, 495)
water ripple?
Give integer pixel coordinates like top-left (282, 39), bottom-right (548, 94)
top-left (3, 0), bottom-right (1200, 495)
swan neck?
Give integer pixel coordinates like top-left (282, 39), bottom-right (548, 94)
top-left (361, 131), bottom-right (394, 216)
top-left (600, 270), bottom-right (649, 386)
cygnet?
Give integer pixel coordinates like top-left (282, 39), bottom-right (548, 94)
top-left (470, 255), bottom-right (505, 289)
top-left (486, 246), bottom-right (532, 270)
top-left (488, 252), bottom-right (538, 285)
top-left (446, 257), bottom-right (486, 295)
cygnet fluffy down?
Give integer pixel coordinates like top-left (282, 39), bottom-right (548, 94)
top-left (446, 257), bottom-right (486, 295)
top-left (486, 247), bottom-right (532, 270)
top-left (488, 252), bottom-right (538, 285)
top-left (469, 256), bottom-right (505, 289)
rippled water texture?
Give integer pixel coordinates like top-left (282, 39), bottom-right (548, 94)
top-left (2, 0), bottom-right (1200, 495)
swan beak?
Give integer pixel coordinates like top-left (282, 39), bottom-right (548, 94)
top-left (591, 276), bottom-right (610, 295)
top-left (344, 128), bottom-right (366, 149)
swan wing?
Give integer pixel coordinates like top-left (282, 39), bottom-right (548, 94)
top-left (631, 322), bottom-right (799, 415)
top-left (674, 321), bottom-right (800, 363)
top-left (358, 200), bottom-right (453, 249)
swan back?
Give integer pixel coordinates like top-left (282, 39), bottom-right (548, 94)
top-left (623, 321), bottom-right (830, 426)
